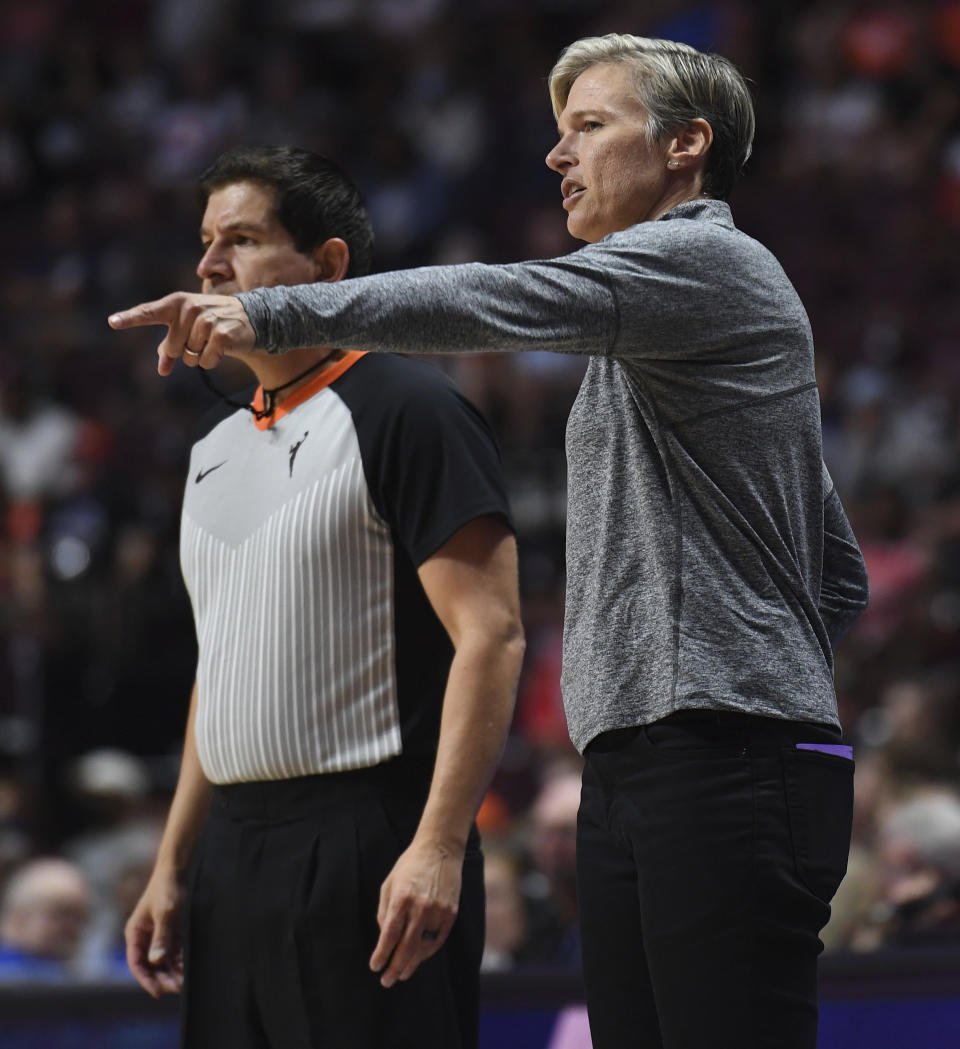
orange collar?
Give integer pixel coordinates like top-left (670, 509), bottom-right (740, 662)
top-left (252, 351), bottom-right (366, 430)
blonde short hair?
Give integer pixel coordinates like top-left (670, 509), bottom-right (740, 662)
top-left (549, 33), bottom-right (755, 200)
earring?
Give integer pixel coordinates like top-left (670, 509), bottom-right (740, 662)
top-left (668, 160), bottom-right (680, 168)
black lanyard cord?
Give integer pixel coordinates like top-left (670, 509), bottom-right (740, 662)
top-left (197, 350), bottom-right (338, 421)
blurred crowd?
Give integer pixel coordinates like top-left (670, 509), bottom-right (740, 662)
top-left (1, 0), bottom-right (959, 982)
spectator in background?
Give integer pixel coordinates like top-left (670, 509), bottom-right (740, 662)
top-left (523, 770), bottom-right (581, 969)
top-left (62, 749), bottom-right (162, 980)
top-left (0, 857), bottom-right (91, 982)
top-left (847, 787), bottom-right (960, 950)
top-left (63, 749), bottom-right (161, 901)
top-left (481, 842), bottom-right (528, 973)
top-left (0, 355), bottom-right (84, 507)
top-left (880, 789), bottom-right (960, 937)
top-left (78, 840), bottom-right (159, 982)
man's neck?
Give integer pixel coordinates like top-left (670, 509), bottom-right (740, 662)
top-left (245, 346), bottom-right (343, 404)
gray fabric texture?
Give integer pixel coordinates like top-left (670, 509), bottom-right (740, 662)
top-left (238, 199), bottom-right (869, 752)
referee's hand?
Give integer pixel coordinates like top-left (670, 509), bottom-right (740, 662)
top-left (369, 836), bottom-right (463, 988)
top-left (109, 292), bottom-right (255, 376)
top-left (125, 869), bottom-right (185, 998)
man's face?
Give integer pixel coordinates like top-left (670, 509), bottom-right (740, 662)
top-left (546, 62), bottom-right (671, 242)
top-left (8, 885), bottom-right (89, 960)
top-left (198, 181), bottom-right (317, 294)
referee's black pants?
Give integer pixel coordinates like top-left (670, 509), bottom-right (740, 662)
top-left (181, 758), bottom-right (484, 1049)
top-left (577, 711), bottom-right (854, 1049)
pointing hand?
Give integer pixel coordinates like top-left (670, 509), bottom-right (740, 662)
top-left (109, 293), bottom-right (256, 376)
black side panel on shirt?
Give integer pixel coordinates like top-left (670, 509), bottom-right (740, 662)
top-left (335, 354), bottom-right (513, 564)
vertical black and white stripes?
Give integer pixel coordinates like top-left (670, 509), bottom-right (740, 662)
top-left (182, 398), bottom-right (401, 783)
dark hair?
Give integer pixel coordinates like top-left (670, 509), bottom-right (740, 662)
top-left (199, 146), bottom-right (374, 278)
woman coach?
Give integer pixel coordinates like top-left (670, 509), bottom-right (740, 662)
top-left (111, 33), bottom-right (870, 1049)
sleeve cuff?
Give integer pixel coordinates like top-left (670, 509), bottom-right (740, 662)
top-left (234, 289), bottom-right (276, 353)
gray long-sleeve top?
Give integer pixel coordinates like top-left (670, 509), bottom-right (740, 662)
top-left (239, 199), bottom-right (869, 752)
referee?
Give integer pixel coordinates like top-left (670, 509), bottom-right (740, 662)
top-left (121, 147), bottom-right (524, 1049)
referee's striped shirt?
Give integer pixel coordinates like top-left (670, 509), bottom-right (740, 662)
top-left (181, 351), bottom-right (512, 784)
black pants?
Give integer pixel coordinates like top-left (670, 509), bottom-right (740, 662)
top-left (577, 711), bottom-right (854, 1049)
top-left (181, 759), bottom-right (485, 1049)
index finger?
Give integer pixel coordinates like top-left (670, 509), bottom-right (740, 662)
top-left (108, 294), bottom-right (182, 330)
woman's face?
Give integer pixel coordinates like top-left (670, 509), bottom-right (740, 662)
top-left (546, 62), bottom-right (676, 242)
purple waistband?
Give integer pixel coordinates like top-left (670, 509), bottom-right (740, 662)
top-left (796, 743), bottom-right (853, 760)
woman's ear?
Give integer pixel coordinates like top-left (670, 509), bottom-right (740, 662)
top-left (666, 118), bottom-right (714, 170)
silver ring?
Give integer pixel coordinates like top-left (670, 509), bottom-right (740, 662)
top-left (184, 347), bottom-right (202, 358)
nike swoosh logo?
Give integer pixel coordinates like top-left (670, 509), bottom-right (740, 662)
top-left (195, 461), bottom-right (228, 483)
